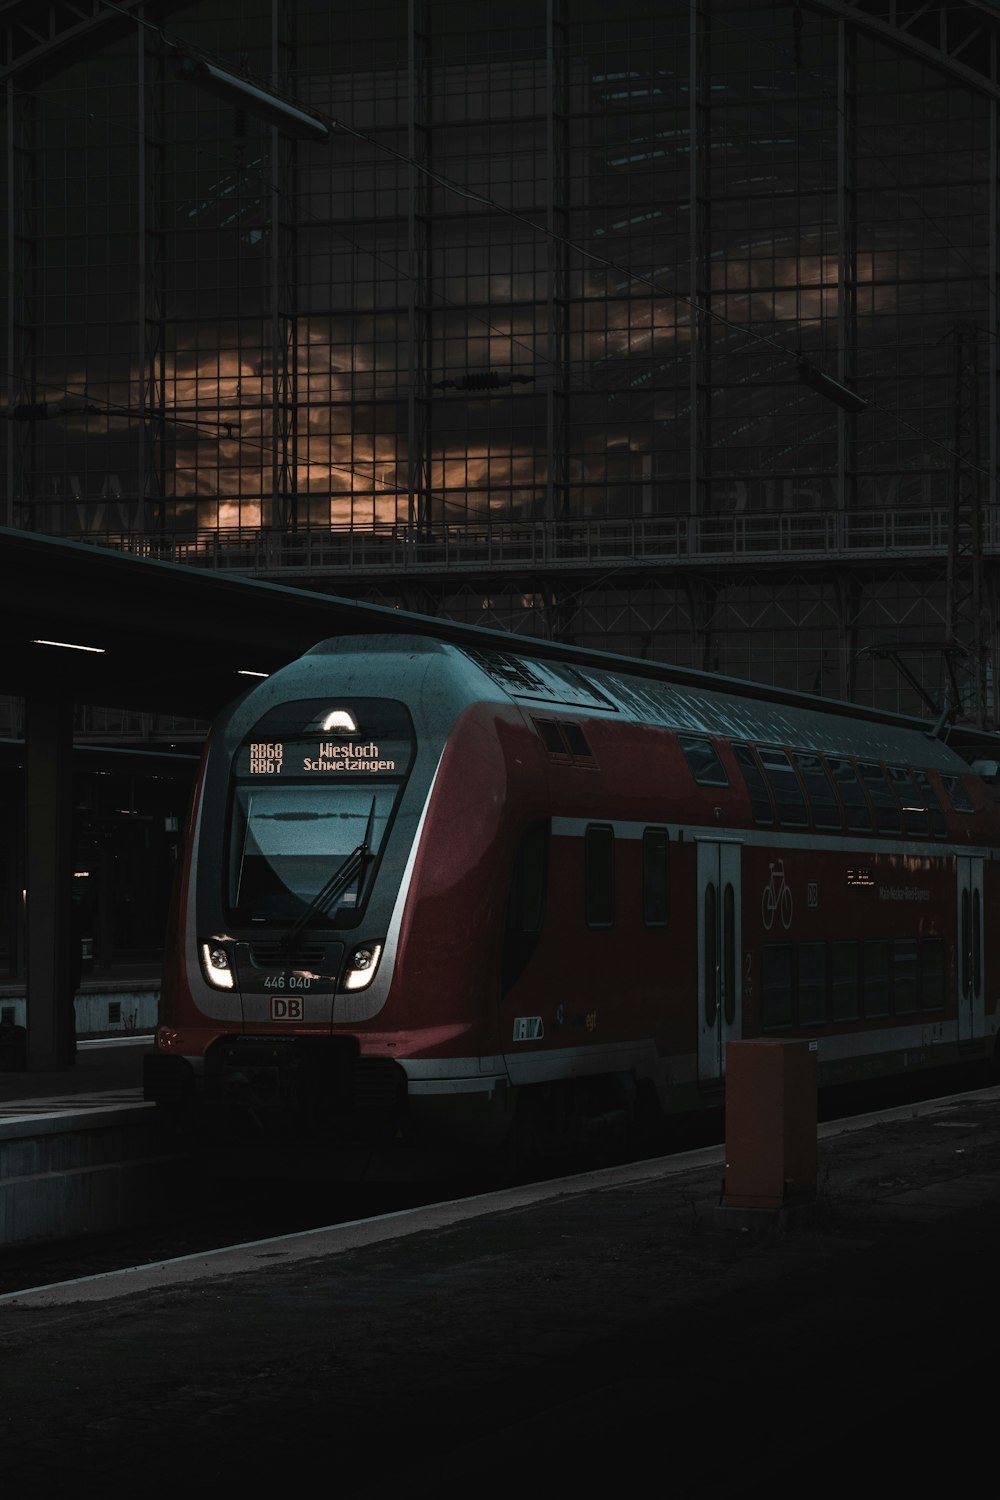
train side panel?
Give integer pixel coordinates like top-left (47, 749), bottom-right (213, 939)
top-left (144, 633), bottom-right (1000, 1173)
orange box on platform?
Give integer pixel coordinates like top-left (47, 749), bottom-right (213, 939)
top-left (724, 1039), bottom-right (817, 1209)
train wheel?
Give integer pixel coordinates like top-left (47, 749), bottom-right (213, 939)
top-left (988, 1035), bottom-right (1000, 1085)
top-left (630, 1077), bottom-right (665, 1153)
top-left (486, 1091), bottom-right (543, 1185)
top-left (576, 1076), bottom-right (630, 1167)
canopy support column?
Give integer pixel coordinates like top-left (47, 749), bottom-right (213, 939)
top-left (25, 695), bottom-right (75, 1069)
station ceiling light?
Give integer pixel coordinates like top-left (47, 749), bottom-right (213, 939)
top-left (31, 638), bottom-right (105, 653)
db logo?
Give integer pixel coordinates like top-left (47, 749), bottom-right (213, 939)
top-left (270, 996), bottom-right (303, 1020)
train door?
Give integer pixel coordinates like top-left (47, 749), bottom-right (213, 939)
top-left (696, 840), bottom-right (742, 1081)
top-left (957, 856), bottom-right (985, 1041)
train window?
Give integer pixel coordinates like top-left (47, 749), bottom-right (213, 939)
top-left (585, 825), bottom-right (615, 928)
top-left (961, 889), bottom-right (970, 997)
top-left (723, 883), bottom-right (736, 1026)
top-left (911, 772), bottom-right (947, 836)
top-left (791, 754), bottom-right (841, 831)
top-left (534, 719), bottom-right (567, 755)
top-left (678, 735), bottom-right (729, 787)
top-left (506, 824), bottom-right (548, 937)
top-left (761, 945), bottom-right (793, 1030)
top-left (642, 827), bottom-right (670, 927)
top-left (533, 718), bottom-right (594, 762)
top-left (756, 748), bottom-right (808, 828)
top-left (732, 744), bottom-right (774, 825)
top-left (921, 938), bottom-right (946, 1012)
top-left (862, 939), bottom-right (890, 1018)
top-left (858, 764), bottom-right (902, 835)
top-left (563, 722), bottom-right (593, 758)
top-left (973, 889), bottom-right (982, 996)
top-left (227, 784), bottom-right (395, 924)
top-left (798, 942), bottom-right (828, 1026)
top-left (889, 767), bottom-right (928, 837)
top-left (704, 883), bottom-right (717, 1026)
top-left (941, 775), bottom-right (975, 814)
top-left (892, 938), bottom-right (919, 1015)
top-left (503, 822), bottom-right (549, 993)
top-left (829, 941), bottom-right (859, 1021)
top-left (827, 759), bottom-right (873, 832)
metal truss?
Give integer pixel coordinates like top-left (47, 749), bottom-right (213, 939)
top-left (810, 0), bottom-right (1000, 99)
top-left (0, 1), bottom-right (192, 82)
top-left (269, 0), bottom-right (299, 531)
top-left (945, 320), bottom-right (988, 724)
top-left (543, 0), bottom-right (569, 523)
top-left (250, 540), bottom-right (966, 717)
top-left (688, 1), bottom-right (711, 518)
top-left (406, 0), bottom-right (432, 537)
top-left (137, 18), bottom-right (166, 531)
top-left (3, 73), bottom-right (34, 526)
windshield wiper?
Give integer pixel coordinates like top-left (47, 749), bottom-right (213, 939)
top-left (281, 797), bottom-right (377, 953)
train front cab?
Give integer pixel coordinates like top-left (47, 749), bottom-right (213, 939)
top-left (147, 643), bottom-right (562, 1164)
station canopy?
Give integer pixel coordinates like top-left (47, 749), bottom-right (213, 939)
top-left (0, 527), bottom-right (469, 719)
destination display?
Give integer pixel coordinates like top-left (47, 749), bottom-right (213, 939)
top-left (238, 736), bottom-right (410, 778)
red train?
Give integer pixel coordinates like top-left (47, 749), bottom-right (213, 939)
top-left (144, 632), bottom-right (1000, 1171)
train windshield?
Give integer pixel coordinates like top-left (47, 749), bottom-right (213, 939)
top-left (227, 784), bottom-right (396, 925)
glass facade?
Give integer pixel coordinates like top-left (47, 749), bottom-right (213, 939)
top-left (3, 0), bottom-right (999, 712)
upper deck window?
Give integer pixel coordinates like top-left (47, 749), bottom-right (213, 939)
top-left (756, 748), bottom-right (808, 828)
top-left (888, 767), bottom-right (928, 836)
top-left (791, 753), bottom-right (842, 831)
top-left (827, 758), bottom-right (874, 832)
top-left (941, 775), bottom-right (975, 814)
top-left (858, 763), bottom-right (902, 835)
top-left (732, 744), bottom-right (774, 824)
top-left (911, 770), bottom-right (948, 836)
top-left (678, 735), bottom-right (729, 787)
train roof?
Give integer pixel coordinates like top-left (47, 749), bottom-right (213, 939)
top-left (304, 634), bottom-right (996, 774)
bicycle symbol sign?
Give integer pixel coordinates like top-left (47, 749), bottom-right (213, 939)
top-left (762, 859), bottom-right (793, 930)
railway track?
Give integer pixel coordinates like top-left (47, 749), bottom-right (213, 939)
top-left (0, 1061), bottom-right (991, 1299)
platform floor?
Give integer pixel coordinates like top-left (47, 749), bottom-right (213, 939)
top-left (1, 1083), bottom-right (997, 1496)
top-left (0, 1034), bottom-right (149, 1116)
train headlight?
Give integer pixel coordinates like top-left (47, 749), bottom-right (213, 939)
top-left (343, 942), bottom-right (382, 991)
top-left (201, 940), bottom-right (235, 990)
